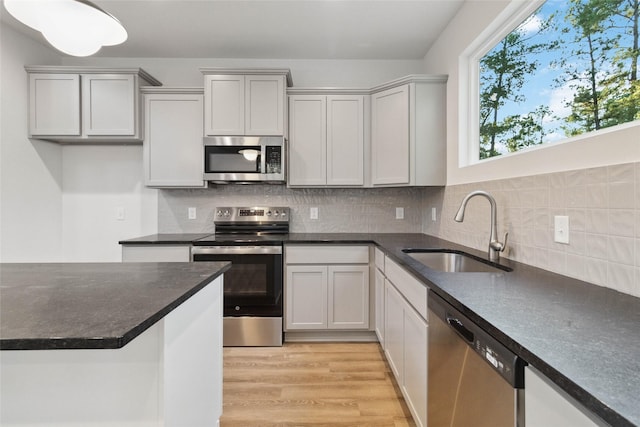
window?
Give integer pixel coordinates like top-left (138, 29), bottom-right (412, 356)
top-left (473, 0), bottom-right (640, 161)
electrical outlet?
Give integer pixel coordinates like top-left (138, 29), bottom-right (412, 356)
top-left (396, 207), bottom-right (404, 220)
top-left (115, 207), bottom-right (125, 221)
top-left (188, 207), bottom-right (197, 220)
top-left (310, 207), bottom-right (319, 220)
top-left (431, 207), bottom-right (437, 221)
top-left (554, 215), bottom-right (570, 244)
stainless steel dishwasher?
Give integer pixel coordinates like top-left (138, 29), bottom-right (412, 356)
top-left (428, 291), bottom-right (525, 427)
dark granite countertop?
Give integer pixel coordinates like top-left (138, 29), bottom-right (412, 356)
top-left (0, 262), bottom-right (230, 350)
top-left (118, 233), bottom-right (214, 244)
top-left (118, 232), bottom-right (640, 426)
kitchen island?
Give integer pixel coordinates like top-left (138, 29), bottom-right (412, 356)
top-left (0, 261), bottom-right (230, 427)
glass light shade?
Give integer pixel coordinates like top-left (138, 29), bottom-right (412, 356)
top-left (239, 149), bottom-right (260, 161)
top-left (4, 0), bottom-right (127, 57)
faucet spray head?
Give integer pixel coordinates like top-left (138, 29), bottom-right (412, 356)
top-left (454, 206), bottom-right (465, 222)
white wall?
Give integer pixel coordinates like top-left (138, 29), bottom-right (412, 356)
top-left (0, 24), bottom-right (63, 262)
top-left (423, 0), bottom-right (640, 186)
top-left (61, 146), bottom-right (158, 262)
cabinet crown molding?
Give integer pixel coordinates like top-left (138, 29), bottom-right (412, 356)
top-left (199, 67), bottom-right (293, 87)
top-left (24, 66), bottom-right (162, 86)
top-left (141, 86), bottom-right (204, 95)
top-left (287, 74), bottom-right (448, 96)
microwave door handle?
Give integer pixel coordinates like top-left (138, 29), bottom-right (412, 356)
top-left (260, 146), bottom-right (266, 173)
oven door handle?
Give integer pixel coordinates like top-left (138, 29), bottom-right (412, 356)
top-left (191, 246), bottom-right (282, 256)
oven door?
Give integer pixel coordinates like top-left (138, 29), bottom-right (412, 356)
top-left (191, 245), bottom-right (282, 317)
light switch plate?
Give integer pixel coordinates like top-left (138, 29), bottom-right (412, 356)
top-left (115, 207), bottom-right (125, 221)
top-left (188, 207), bottom-right (197, 220)
top-left (554, 215), bottom-right (569, 244)
top-left (396, 207), bottom-right (404, 220)
top-left (310, 207), bottom-right (318, 220)
top-left (431, 207), bottom-right (437, 221)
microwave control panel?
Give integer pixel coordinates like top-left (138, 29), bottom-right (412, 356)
top-left (266, 146), bottom-right (282, 174)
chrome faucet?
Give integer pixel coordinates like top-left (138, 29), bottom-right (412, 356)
top-left (454, 190), bottom-right (508, 262)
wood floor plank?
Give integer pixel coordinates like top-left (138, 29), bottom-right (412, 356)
top-left (220, 342), bottom-right (417, 427)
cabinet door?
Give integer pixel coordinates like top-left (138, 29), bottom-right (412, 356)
top-left (143, 93), bottom-right (205, 188)
top-left (374, 268), bottom-right (385, 344)
top-left (245, 75), bottom-right (285, 135)
top-left (326, 95), bottom-right (364, 186)
top-left (525, 366), bottom-right (603, 427)
top-left (204, 75), bottom-right (245, 135)
top-left (29, 73), bottom-right (81, 136)
top-left (122, 245), bottom-right (191, 262)
top-left (384, 279), bottom-right (404, 382)
top-left (285, 266), bottom-right (327, 330)
top-left (328, 265), bottom-right (369, 329)
top-left (403, 304), bottom-right (428, 427)
top-left (82, 74), bottom-right (136, 136)
top-left (288, 95), bottom-right (327, 186)
top-left (371, 85), bottom-right (409, 185)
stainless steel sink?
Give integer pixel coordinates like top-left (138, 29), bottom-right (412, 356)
top-left (402, 249), bottom-right (511, 273)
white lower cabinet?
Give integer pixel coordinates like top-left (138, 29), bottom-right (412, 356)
top-left (525, 366), bottom-right (605, 427)
top-left (402, 301), bottom-right (428, 427)
top-left (374, 268), bottom-right (386, 344)
top-left (285, 245), bottom-right (370, 331)
top-left (381, 256), bottom-right (428, 427)
top-left (121, 245), bottom-right (191, 262)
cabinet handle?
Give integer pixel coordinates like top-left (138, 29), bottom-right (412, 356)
top-left (447, 315), bottom-right (474, 343)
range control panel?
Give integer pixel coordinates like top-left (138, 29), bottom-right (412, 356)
top-left (215, 206), bottom-right (289, 223)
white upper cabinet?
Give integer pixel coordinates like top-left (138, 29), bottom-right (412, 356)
top-left (29, 73), bottom-right (81, 136)
top-left (82, 74), bottom-right (136, 136)
top-left (289, 95), bottom-right (327, 186)
top-left (203, 74), bottom-right (245, 135)
top-left (201, 69), bottom-right (291, 136)
top-left (142, 88), bottom-right (205, 188)
top-left (288, 91), bottom-right (366, 187)
top-left (371, 85), bottom-right (409, 185)
top-left (371, 76), bottom-right (447, 187)
top-left (26, 66), bottom-right (161, 143)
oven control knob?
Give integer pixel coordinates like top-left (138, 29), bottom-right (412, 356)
top-left (274, 210), bottom-right (279, 217)
top-left (266, 210), bottom-right (272, 216)
top-left (216, 210), bottom-right (223, 217)
top-left (223, 210), bottom-right (230, 217)
top-left (235, 306), bottom-right (240, 311)
top-left (280, 211), bottom-right (286, 217)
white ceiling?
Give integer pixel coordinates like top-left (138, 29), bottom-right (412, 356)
top-left (1, 0), bottom-right (465, 59)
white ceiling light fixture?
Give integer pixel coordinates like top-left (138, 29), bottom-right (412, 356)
top-left (3, 0), bottom-right (127, 57)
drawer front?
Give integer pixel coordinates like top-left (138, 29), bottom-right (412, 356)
top-left (122, 245), bottom-right (191, 262)
top-left (384, 257), bottom-right (427, 319)
top-left (286, 245), bottom-right (370, 264)
top-left (374, 247), bottom-right (385, 272)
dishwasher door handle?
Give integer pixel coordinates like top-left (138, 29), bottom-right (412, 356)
top-left (447, 315), bottom-right (475, 343)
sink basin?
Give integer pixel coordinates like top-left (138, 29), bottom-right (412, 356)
top-left (402, 249), bottom-right (511, 273)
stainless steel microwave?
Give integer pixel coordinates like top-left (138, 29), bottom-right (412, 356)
top-left (203, 136), bottom-right (285, 183)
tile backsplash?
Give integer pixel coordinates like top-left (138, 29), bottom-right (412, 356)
top-left (423, 162), bottom-right (640, 298)
top-left (158, 162), bottom-right (639, 297)
top-left (158, 185), bottom-right (426, 234)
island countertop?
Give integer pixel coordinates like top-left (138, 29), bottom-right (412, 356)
top-left (0, 262), bottom-right (230, 350)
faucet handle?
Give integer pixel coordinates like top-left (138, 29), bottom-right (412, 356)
top-left (501, 232), bottom-right (509, 252)
top-left (490, 232), bottom-right (509, 253)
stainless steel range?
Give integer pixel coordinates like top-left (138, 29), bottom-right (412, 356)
top-left (191, 207), bottom-right (289, 347)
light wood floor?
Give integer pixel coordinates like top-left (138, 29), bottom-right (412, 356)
top-left (220, 342), bottom-right (417, 427)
